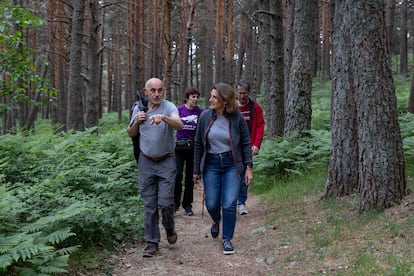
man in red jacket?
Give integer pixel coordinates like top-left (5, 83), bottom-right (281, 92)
top-left (236, 79), bottom-right (265, 215)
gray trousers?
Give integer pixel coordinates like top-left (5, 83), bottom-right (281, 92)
top-left (138, 153), bottom-right (176, 244)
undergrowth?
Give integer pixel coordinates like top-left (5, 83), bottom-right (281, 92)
top-left (0, 114), bottom-right (143, 275)
top-left (251, 163), bottom-right (414, 275)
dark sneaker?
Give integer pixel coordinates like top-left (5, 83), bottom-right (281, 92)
top-left (166, 228), bottom-right (177, 244)
top-left (184, 207), bottom-right (193, 216)
top-left (222, 240), bottom-right (235, 255)
top-left (211, 221), bottom-right (219, 238)
top-left (143, 243), bottom-right (158, 257)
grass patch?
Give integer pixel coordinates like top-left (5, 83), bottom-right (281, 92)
top-left (252, 165), bottom-right (414, 275)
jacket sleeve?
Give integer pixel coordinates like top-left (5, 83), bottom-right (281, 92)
top-left (239, 114), bottom-right (253, 168)
top-left (251, 103), bottom-right (265, 148)
top-left (193, 111), bottom-right (206, 174)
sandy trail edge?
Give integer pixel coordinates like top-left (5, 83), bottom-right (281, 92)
top-left (107, 183), bottom-right (277, 276)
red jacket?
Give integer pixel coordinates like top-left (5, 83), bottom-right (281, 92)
top-left (241, 99), bottom-right (265, 149)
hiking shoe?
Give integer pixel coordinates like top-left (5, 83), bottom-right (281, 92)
top-left (166, 228), bottom-right (177, 244)
top-left (211, 221), bottom-right (219, 238)
top-left (239, 204), bottom-right (248, 215)
top-left (222, 240), bottom-right (235, 255)
top-left (184, 207), bottom-right (194, 216)
top-left (143, 243), bottom-right (158, 257)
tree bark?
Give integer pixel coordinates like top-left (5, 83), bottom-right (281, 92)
top-left (284, 0), bottom-right (317, 137)
top-left (199, 0), bottom-right (215, 104)
top-left (323, 0), bottom-right (407, 213)
top-left (322, 0), bottom-right (359, 199)
top-left (181, 0), bottom-right (197, 98)
top-left (385, 0), bottom-right (395, 52)
top-left (84, 0), bottom-right (101, 129)
top-left (135, 0), bottom-right (145, 92)
top-left (235, 5), bottom-right (248, 82)
top-left (283, 0), bottom-right (295, 107)
top-left (258, 0), bottom-right (271, 132)
top-left (409, 44), bottom-right (414, 113)
top-left (152, 0), bottom-right (161, 77)
top-left (55, 0), bottom-right (67, 131)
top-left (224, 0), bottom-right (234, 84)
top-left (66, 0), bottom-right (85, 131)
top-left (163, 0), bottom-right (173, 99)
top-left (125, 0), bottom-right (135, 109)
top-left (320, 0), bottom-right (332, 81)
top-left (114, 9), bottom-right (122, 123)
top-left (270, 0), bottom-right (284, 138)
top-left (351, 0), bottom-right (406, 213)
top-left (398, 0), bottom-right (408, 76)
top-left (215, 0), bottom-right (224, 83)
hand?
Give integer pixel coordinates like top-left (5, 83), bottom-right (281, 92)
top-left (136, 111), bottom-right (147, 124)
top-left (251, 146), bottom-right (260, 156)
top-left (149, 114), bottom-right (165, 125)
top-left (245, 167), bottom-right (253, 186)
top-left (193, 174), bottom-right (200, 184)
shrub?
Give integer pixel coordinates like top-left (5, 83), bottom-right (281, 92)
top-left (0, 124), bottom-right (144, 274)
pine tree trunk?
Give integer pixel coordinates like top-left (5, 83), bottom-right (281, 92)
top-left (84, 0), bottom-right (101, 128)
top-left (350, 0), bottom-right (406, 213)
top-left (322, 0), bottom-right (359, 199)
top-left (135, 0), bottom-right (145, 92)
top-left (284, 0), bottom-right (317, 137)
top-left (215, 0), bottom-right (224, 83)
top-left (224, 0), bottom-right (234, 84)
top-left (324, 0), bottom-right (407, 213)
top-left (163, 0), bottom-right (173, 99)
top-left (66, 0), bottom-right (85, 131)
top-left (269, 0), bottom-right (284, 138)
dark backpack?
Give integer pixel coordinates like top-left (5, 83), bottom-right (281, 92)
top-left (130, 91), bottom-right (148, 163)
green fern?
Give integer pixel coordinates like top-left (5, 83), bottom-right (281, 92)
top-left (13, 267), bottom-right (40, 276)
top-left (54, 246), bottom-right (80, 256)
top-left (0, 252), bottom-right (13, 268)
top-left (0, 229), bottom-right (78, 273)
top-left (41, 229), bottom-right (76, 245)
top-left (0, 119), bottom-right (144, 273)
top-left (39, 265), bottom-right (68, 274)
top-left (255, 129), bottom-right (330, 177)
top-left (22, 203), bottom-right (87, 233)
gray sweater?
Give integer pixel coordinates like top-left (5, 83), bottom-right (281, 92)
top-left (193, 109), bottom-right (253, 177)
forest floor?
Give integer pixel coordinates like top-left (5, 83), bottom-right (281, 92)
top-left (91, 184), bottom-right (283, 276)
top-left (86, 184), bottom-right (414, 276)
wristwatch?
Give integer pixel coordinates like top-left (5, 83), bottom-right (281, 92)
top-left (246, 164), bottom-right (253, 169)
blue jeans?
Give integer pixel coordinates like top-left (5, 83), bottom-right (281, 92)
top-left (238, 177), bottom-right (248, 205)
top-left (203, 153), bottom-right (241, 241)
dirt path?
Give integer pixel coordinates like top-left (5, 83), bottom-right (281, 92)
top-left (107, 184), bottom-right (278, 276)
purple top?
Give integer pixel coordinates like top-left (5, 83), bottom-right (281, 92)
top-left (176, 104), bottom-right (203, 140)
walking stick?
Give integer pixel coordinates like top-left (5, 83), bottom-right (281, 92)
top-left (198, 178), bottom-right (205, 219)
top-left (201, 186), bottom-right (205, 220)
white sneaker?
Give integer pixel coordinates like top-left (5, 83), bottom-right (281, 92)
top-left (239, 204), bottom-right (248, 215)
